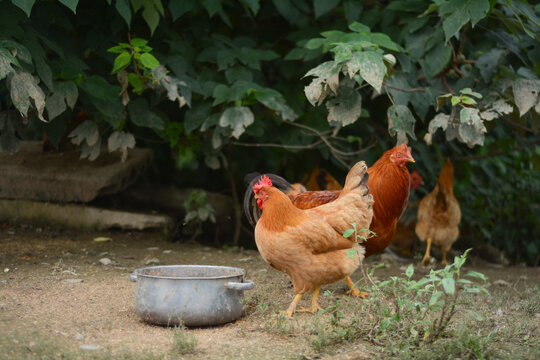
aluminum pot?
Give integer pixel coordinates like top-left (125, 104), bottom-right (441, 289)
top-left (129, 265), bottom-right (254, 327)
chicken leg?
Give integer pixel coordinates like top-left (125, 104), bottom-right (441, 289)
top-left (441, 245), bottom-right (451, 266)
top-left (421, 237), bottom-right (432, 266)
top-left (284, 294), bottom-right (303, 318)
top-left (296, 286), bottom-right (322, 313)
top-left (344, 276), bottom-right (369, 298)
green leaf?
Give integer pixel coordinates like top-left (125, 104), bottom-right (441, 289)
top-left (440, 0), bottom-right (489, 42)
top-left (58, 0), bottom-right (79, 13)
top-left (115, 0), bottom-right (131, 26)
top-left (69, 120), bottom-right (99, 146)
top-left (169, 0), bottom-right (194, 21)
top-left (140, 53), bottom-right (160, 69)
top-left (142, 0), bottom-right (161, 35)
top-left (130, 38), bottom-right (148, 47)
top-left (326, 85), bottom-right (363, 126)
top-left (429, 291), bottom-right (443, 307)
top-left (9, 71), bottom-right (46, 121)
top-left (212, 84), bottom-right (231, 105)
top-left (128, 98), bottom-right (165, 130)
top-left (111, 52), bottom-right (131, 74)
top-left (348, 22), bottom-right (370, 33)
top-left (254, 89), bottom-right (297, 121)
top-left (272, 0), bottom-right (309, 27)
top-left (464, 270), bottom-right (487, 281)
top-left (219, 106), bottom-right (254, 139)
top-left (347, 51), bottom-right (386, 92)
top-left (314, 0), bottom-right (340, 18)
top-left (343, 229), bottom-right (354, 238)
top-left (108, 130), bottom-right (135, 162)
top-left (460, 88), bottom-right (482, 98)
top-left (387, 104), bottom-right (416, 144)
top-left (46, 81), bottom-right (78, 120)
top-left (107, 45), bottom-right (126, 54)
top-left (461, 96), bottom-right (477, 105)
top-left (201, 0), bottom-right (222, 16)
top-left (152, 66), bottom-right (190, 107)
top-left (81, 76), bottom-right (121, 100)
top-left (80, 137), bottom-right (102, 161)
top-left (458, 107), bottom-right (486, 147)
top-left (513, 79), bottom-right (540, 117)
top-left (370, 33), bottom-right (399, 52)
top-left (0, 51), bottom-right (16, 80)
top-left (405, 264), bottom-right (414, 279)
top-left (421, 42), bottom-right (452, 79)
top-left (343, 0), bottom-right (363, 24)
top-left (184, 102), bottom-right (212, 134)
top-left (441, 277), bottom-right (455, 295)
top-left (346, 249), bottom-right (357, 258)
top-left (127, 73), bottom-right (144, 94)
top-left (11, 0), bottom-right (36, 17)
top-left (240, 0), bottom-right (260, 15)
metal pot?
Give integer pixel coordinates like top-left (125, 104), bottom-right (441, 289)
top-left (129, 265), bottom-right (254, 327)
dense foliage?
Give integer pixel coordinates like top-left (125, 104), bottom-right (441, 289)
top-left (0, 0), bottom-right (539, 264)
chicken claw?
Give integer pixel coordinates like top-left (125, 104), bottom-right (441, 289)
top-left (283, 294), bottom-right (303, 318)
top-left (292, 287), bottom-right (321, 314)
top-left (344, 277), bottom-right (369, 298)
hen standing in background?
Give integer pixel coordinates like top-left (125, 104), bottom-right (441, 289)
top-left (415, 159), bottom-right (461, 266)
top-left (253, 162), bottom-right (374, 318)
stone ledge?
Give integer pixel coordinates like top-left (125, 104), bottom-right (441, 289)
top-left (0, 141), bottom-right (153, 203)
top-left (0, 199), bottom-right (173, 231)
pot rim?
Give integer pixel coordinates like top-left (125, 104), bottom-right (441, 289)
top-left (133, 264), bottom-right (247, 281)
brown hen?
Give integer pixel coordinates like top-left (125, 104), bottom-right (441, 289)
top-left (415, 159), bottom-right (461, 266)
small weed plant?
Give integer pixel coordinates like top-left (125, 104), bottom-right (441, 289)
top-left (370, 249), bottom-right (489, 344)
top-left (307, 249), bottom-right (490, 356)
top-left (171, 322), bottom-right (196, 356)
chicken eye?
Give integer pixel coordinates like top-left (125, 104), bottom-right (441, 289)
top-left (397, 153), bottom-right (402, 157)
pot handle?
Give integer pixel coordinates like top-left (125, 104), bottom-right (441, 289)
top-left (225, 279), bottom-right (254, 291)
top-left (129, 271), bottom-right (138, 282)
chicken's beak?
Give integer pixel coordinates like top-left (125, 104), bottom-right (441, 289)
top-left (254, 194), bottom-right (260, 199)
top-left (406, 147), bottom-right (415, 163)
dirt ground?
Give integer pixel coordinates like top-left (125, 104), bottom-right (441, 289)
top-left (1, 224), bottom-right (539, 359)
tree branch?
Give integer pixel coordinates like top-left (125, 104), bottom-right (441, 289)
top-left (230, 140), bottom-right (323, 150)
top-left (383, 83), bottom-right (426, 93)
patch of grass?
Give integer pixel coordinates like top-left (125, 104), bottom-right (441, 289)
top-left (304, 250), bottom-right (494, 357)
top-left (170, 323), bottom-right (197, 356)
top-left (402, 325), bottom-right (497, 360)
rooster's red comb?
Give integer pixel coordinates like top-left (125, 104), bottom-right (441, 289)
top-left (253, 175), bottom-right (272, 194)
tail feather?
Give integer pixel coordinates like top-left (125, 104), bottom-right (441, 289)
top-left (340, 161), bottom-right (370, 196)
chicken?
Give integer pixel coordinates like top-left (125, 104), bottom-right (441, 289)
top-left (252, 161), bottom-right (374, 317)
top-left (303, 167), bottom-right (343, 191)
top-left (244, 144), bottom-right (414, 258)
top-left (415, 159), bottom-right (461, 266)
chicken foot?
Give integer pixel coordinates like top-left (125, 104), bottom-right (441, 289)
top-left (296, 286), bottom-right (322, 313)
top-left (421, 237), bottom-right (433, 266)
top-left (344, 276), bottom-right (369, 298)
top-left (284, 294), bottom-right (303, 318)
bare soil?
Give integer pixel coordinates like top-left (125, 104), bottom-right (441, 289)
top-left (0, 224), bottom-right (539, 359)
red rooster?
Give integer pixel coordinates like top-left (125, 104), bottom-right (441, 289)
top-left (245, 144), bottom-right (415, 257)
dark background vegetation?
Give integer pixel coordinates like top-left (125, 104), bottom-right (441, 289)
top-left (0, 0), bottom-right (539, 265)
